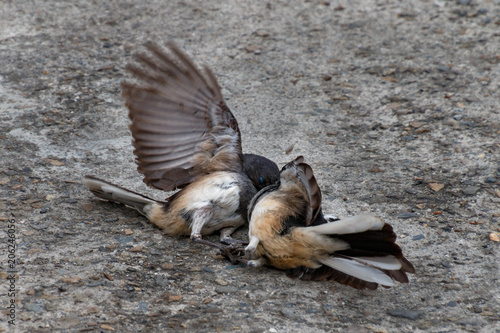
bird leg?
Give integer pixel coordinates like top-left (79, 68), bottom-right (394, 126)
top-left (191, 238), bottom-right (242, 264)
top-left (189, 206), bottom-right (214, 240)
top-left (244, 235), bottom-right (260, 254)
top-left (188, 207), bottom-right (248, 264)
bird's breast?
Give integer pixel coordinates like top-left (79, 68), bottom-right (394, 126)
top-left (179, 172), bottom-right (243, 218)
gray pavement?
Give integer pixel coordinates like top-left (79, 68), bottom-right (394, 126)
top-left (1, 1), bottom-right (499, 332)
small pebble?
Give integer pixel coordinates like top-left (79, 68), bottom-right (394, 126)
top-left (484, 177), bottom-right (495, 183)
top-left (441, 261), bottom-right (452, 268)
top-left (136, 302), bottom-right (148, 311)
top-left (215, 278), bottom-right (228, 286)
top-left (462, 186), bottom-right (479, 195)
top-left (25, 301), bottom-right (45, 313)
top-left (155, 275), bottom-right (169, 286)
top-left (472, 305), bottom-right (482, 313)
top-left (412, 234), bottom-right (425, 241)
top-left (445, 283), bottom-right (461, 290)
top-left (215, 286), bottom-right (238, 294)
top-left (387, 309), bottom-right (424, 320)
top-left (114, 235), bottom-right (133, 244)
top-left (398, 212), bottom-right (418, 219)
top-left (161, 263), bottom-right (174, 270)
top-left (86, 306), bottom-right (100, 314)
top-left (280, 308), bottom-right (295, 318)
top-left (447, 301), bottom-right (458, 307)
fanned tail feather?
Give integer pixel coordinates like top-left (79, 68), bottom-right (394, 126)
top-left (287, 215), bottom-right (415, 289)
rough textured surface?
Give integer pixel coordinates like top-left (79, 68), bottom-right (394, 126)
top-left (1, 1), bottom-right (499, 332)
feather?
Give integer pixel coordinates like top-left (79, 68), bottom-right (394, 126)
top-left (319, 257), bottom-right (394, 287)
top-left (307, 214), bottom-right (385, 235)
top-left (121, 42), bottom-right (243, 191)
top-left (351, 256), bottom-right (402, 270)
top-left (82, 176), bottom-right (159, 215)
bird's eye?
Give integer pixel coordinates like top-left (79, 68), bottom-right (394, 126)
top-left (259, 176), bottom-right (264, 185)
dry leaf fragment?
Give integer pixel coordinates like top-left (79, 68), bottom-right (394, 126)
top-left (489, 233), bottom-right (499, 242)
top-left (168, 295), bottom-right (183, 302)
top-left (244, 45), bottom-right (261, 53)
top-left (61, 277), bottom-right (82, 284)
top-left (45, 158), bottom-right (65, 166)
top-left (369, 166), bottom-right (384, 173)
top-left (103, 272), bottom-right (114, 281)
top-left (81, 203), bottom-right (93, 212)
top-left (161, 263), bottom-right (174, 270)
top-left (101, 324), bottom-right (115, 331)
top-left (409, 121), bottom-right (426, 128)
top-left (429, 183), bottom-right (444, 192)
top-left (415, 127), bottom-right (431, 134)
top-left (129, 245), bottom-right (144, 252)
top-left (382, 76), bottom-right (398, 82)
top-left (124, 229), bottom-right (134, 235)
top-left (87, 306), bottom-right (100, 314)
top-left (255, 30), bottom-right (269, 37)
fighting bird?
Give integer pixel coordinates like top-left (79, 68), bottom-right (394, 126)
top-left (83, 42), bottom-right (279, 250)
top-left (244, 156), bottom-right (415, 290)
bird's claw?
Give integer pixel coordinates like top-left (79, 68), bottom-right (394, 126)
top-left (218, 243), bottom-right (247, 265)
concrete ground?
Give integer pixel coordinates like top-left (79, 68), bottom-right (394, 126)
top-left (1, 0), bottom-right (499, 332)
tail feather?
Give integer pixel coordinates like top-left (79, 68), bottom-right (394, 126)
top-left (82, 175), bottom-right (158, 216)
top-left (287, 265), bottom-right (380, 290)
top-left (308, 214), bottom-right (384, 235)
top-left (335, 224), bottom-right (402, 257)
top-left (348, 256), bottom-right (402, 271)
top-left (319, 257), bottom-right (395, 287)
top-left (288, 215), bottom-right (415, 289)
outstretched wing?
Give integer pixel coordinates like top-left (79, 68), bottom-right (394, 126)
top-left (121, 41), bottom-right (243, 191)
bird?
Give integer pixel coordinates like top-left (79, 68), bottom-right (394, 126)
top-left (243, 156), bottom-right (415, 290)
top-left (83, 42), bottom-right (280, 252)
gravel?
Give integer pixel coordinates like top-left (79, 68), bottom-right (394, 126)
top-left (1, 0), bottom-right (499, 332)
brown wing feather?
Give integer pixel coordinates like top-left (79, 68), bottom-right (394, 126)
top-left (291, 156), bottom-right (322, 225)
top-left (121, 42), bottom-right (243, 191)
